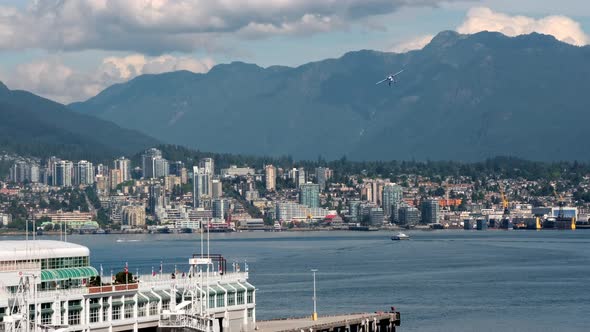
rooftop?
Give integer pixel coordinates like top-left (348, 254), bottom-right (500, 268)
top-left (0, 240), bottom-right (90, 261)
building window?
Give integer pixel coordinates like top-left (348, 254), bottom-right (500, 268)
top-left (102, 297), bottom-right (110, 321)
top-left (237, 291), bottom-right (244, 305)
top-left (247, 308), bottom-right (253, 319)
top-left (209, 296), bottom-right (215, 309)
top-left (112, 306), bottom-right (121, 320)
top-left (41, 313), bottom-right (52, 325)
top-left (247, 291), bottom-right (253, 304)
top-left (228, 293), bottom-right (235, 306)
top-left (149, 302), bottom-right (158, 316)
top-left (162, 301), bottom-right (170, 311)
top-left (68, 310), bottom-right (80, 326)
top-left (89, 308), bottom-right (100, 323)
top-left (138, 303), bottom-right (147, 317)
top-left (124, 304), bottom-right (133, 319)
top-left (217, 294), bottom-right (224, 308)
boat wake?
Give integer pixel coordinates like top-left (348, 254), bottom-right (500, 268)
top-left (116, 239), bottom-right (141, 243)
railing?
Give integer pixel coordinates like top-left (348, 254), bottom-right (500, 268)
top-left (88, 283), bottom-right (139, 293)
top-left (159, 313), bottom-right (210, 332)
top-left (0, 261), bottom-right (41, 272)
top-left (36, 286), bottom-right (89, 300)
top-left (136, 272), bottom-right (249, 290)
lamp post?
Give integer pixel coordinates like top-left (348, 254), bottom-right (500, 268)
top-left (311, 269), bottom-right (318, 321)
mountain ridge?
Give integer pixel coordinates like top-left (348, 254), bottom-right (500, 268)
top-left (70, 30), bottom-right (590, 161)
top-left (0, 83), bottom-right (159, 162)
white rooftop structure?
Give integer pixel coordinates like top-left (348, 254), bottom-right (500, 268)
top-left (0, 240), bottom-right (89, 261)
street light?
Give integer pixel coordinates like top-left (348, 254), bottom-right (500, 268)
top-left (311, 269), bottom-right (318, 321)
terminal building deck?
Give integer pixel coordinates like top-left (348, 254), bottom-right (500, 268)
top-left (255, 312), bottom-right (400, 332)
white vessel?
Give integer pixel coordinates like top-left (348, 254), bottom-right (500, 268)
top-left (0, 240), bottom-right (256, 332)
top-left (391, 233), bottom-right (410, 240)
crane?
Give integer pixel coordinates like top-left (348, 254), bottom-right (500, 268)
top-left (498, 182), bottom-right (513, 229)
top-left (499, 183), bottom-right (509, 216)
top-left (551, 184), bottom-right (575, 229)
top-left (552, 185), bottom-right (565, 220)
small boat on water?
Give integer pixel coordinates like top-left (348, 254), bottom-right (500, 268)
top-left (391, 232), bottom-right (410, 240)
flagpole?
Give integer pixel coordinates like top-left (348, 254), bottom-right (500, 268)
top-left (125, 262), bottom-right (128, 290)
top-left (100, 264), bottom-right (103, 286)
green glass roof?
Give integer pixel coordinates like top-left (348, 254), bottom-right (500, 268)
top-left (221, 283), bottom-right (240, 293)
top-left (137, 292), bottom-right (160, 303)
top-left (208, 285), bottom-right (225, 295)
top-left (155, 290), bottom-right (171, 300)
top-left (241, 282), bottom-right (255, 291)
top-left (41, 267), bottom-right (98, 281)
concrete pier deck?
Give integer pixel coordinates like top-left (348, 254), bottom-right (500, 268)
top-left (255, 312), bottom-right (401, 332)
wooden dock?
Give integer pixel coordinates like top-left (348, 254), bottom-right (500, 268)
top-left (254, 312), bottom-right (401, 332)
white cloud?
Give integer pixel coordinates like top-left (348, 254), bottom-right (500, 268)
top-left (238, 14), bottom-right (343, 39)
top-left (457, 7), bottom-right (589, 46)
top-left (0, 0), bottom-right (460, 54)
top-left (390, 34), bottom-right (434, 53)
top-left (1, 54), bottom-right (214, 103)
top-left (391, 7), bottom-right (589, 53)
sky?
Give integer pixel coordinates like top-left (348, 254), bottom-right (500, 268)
top-left (0, 0), bottom-right (588, 103)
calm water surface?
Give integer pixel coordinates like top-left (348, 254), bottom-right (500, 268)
top-left (4, 230), bottom-right (590, 331)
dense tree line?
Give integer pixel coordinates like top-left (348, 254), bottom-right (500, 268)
top-left (151, 145), bottom-right (590, 183)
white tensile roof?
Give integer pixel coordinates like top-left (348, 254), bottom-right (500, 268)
top-left (0, 240), bottom-right (90, 261)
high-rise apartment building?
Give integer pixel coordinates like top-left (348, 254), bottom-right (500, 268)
top-left (109, 169), bottom-right (122, 190)
top-left (382, 184), bottom-right (403, 217)
top-left (199, 158), bottom-right (215, 175)
top-left (299, 183), bottom-right (320, 208)
top-left (10, 162), bottom-right (39, 183)
top-left (193, 166), bottom-right (210, 208)
top-left (154, 158), bottom-right (169, 178)
top-left (54, 160), bottom-right (73, 187)
top-left (74, 160), bottom-right (94, 186)
top-left (169, 161), bottom-right (185, 176)
top-left (142, 148), bottom-right (168, 179)
top-left (297, 167), bottom-right (306, 188)
top-left (398, 206), bottom-right (420, 225)
top-left (114, 157), bottom-right (131, 182)
top-left (421, 199), bottom-right (440, 224)
top-left (211, 178), bottom-right (223, 199)
top-left (265, 165), bottom-right (276, 191)
top-left (95, 164), bottom-right (109, 177)
top-left (212, 199), bottom-right (230, 219)
top-left (315, 167), bottom-right (332, 190)
top-left (149, 185), bottom-right (164, 214)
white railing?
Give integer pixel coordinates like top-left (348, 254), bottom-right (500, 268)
top-left (137, 272), bottom-right (248, 290)
top-left (35, 287), bottom-right (89, 300)
top-left (159, 313), bottom-right (210, 332)
top-left (0, 261), bottom-right (41, 272)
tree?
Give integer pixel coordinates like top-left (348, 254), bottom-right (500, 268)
top-left (433, 187), bottom-right (446, 197)
top-left (88, 276), bottom-right (102, 287)
top-left (115, 271), bottom-right (134, 284)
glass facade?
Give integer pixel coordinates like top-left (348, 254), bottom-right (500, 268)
top-left (42, 256), bottom-right (89, 269)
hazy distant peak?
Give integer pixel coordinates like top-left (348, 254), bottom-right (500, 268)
top-left (209, 61), bottom-right (263, 75)
top-left (426, 30), bottom-right (462, 48)
top-left (0, 81), bottom-right (9, 92)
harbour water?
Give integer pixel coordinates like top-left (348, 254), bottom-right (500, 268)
top-left (3, 230), bottom-right (589, 331)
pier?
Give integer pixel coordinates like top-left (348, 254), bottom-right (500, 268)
top-left (255, 312), bottom-right (400, 332)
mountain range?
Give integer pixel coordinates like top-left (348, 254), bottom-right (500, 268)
top-left (10, 30), bottom-right (590, 162)
top-left (0, 82), bottom-right (158, 162)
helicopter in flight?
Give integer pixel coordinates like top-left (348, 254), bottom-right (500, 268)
top-left (376, 69), bottom-right (404, 86)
